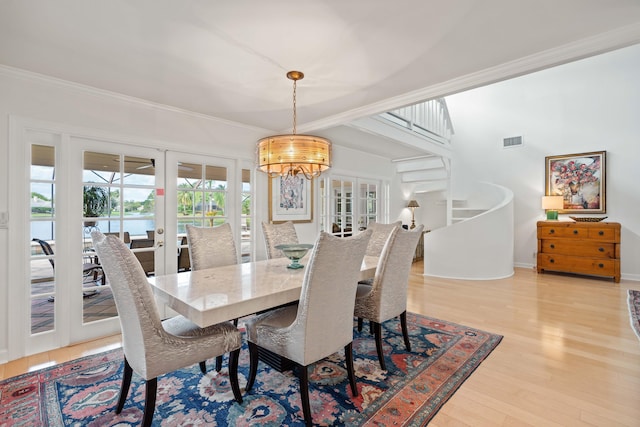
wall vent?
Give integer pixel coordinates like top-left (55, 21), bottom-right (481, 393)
top-left (503, 136), bottom-right (523, 148)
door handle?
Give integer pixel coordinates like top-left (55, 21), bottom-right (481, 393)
top-left (156, 240), bottom-right (164, 248)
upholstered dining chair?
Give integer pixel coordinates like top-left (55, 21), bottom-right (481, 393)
top-left (354, 225), bottom-right (424, 371)
top-left (91, 231), bottom-right (242, 427)
top-left (261, 221), bottom-right (299, 259)
top-left (185, 223), bottom-right (239, 371)
top-left (245, 229), bottom-right (372, 427)
top-left (358, 221), bottom-right (402, 287)
top-left (364, 221), bottom-right (403, 257)
top-left (186, 223), bottom-right (238, 270)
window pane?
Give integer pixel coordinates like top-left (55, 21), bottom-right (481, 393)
top-left (123, 156), bottom-right (156, 185)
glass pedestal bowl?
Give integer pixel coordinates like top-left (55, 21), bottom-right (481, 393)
top-left (275, 244), bottom-right (314, 269)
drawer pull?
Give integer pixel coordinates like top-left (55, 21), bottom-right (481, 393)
top-left (598, 263), bottom-right (604, 268)
top-left (550, 259), bottom-right (555, 263)
top-left (550, 244), bottom-right (555, 249)
top-left (549, 229), bottom-right (555, 234)
top-left (599, 231), bottom-right (604, 236)
top-left (573, 230), bottom-right (578, 235)
top-left (598, 247), bottom-right (604, 252)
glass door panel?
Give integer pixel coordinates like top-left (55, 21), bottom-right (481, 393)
top-left (241, 168), bottom-right (252, 262)
top-left (30, 144), bottom-right (57, 334)
top-left (167, 151), bottom-right (238, 276)
top-left (81, 149), bottom-right (163, 329)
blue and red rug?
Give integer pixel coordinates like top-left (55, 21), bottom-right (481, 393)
top-left (0, 313), bottom-right (502, 426)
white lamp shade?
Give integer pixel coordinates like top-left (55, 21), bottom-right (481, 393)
top-left (541, 196), bottom-right (564, 210)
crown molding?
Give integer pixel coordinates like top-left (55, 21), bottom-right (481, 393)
top-left (0, 64), bottom-right (268, 134)
top-left (298, 22), bottom-right (640, 133)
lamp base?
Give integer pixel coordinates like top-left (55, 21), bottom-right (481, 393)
top-left (546, 210), bottom-right (559, 220)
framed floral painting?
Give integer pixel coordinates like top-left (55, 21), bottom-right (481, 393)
top-left (545, 151), bottom-right (606, 214)
top-left (268, 175), bottom-right (313, 223)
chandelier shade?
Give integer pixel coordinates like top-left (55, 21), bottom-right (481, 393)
top-left (257, 134), bottom-right (331, 178)
top-left (256, 71), bottom-right (332, 179)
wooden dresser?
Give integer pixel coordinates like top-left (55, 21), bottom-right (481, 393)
top-left (537, 221), bottom-right (620, 283)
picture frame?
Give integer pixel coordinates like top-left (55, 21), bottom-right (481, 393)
top-left (268, 175), bottom-right (313, 223)
top-left (545, 150), bottom-right (606, 214)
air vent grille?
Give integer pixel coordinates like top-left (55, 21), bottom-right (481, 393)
top-left (503, 136), bottom-right (523, 148)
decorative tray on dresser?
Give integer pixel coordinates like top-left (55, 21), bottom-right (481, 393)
top-left (536, 221), bottom-right (620, 283)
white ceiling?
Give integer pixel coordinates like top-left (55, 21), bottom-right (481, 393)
top-left (2, 1), bottom-right (640, 157)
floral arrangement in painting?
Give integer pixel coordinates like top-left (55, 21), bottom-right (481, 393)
top-left (546, 151), bottom-right (605, 212)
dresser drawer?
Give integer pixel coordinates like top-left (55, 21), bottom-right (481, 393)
top-left (539, 240), bottom-right (615, 258)
top-left (537, 253), bottom-right (617, 277)
top-left (588, 228), bottom-right (617, 240)
top-left (538, 226), bottom-right (588, 239)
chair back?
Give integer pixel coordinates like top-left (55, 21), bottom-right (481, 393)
top-left (130, 238), bottom-right (155, 276)
top-left (186, 223), bottom-right (237, 270)
top-left (177, 236), bottom-right (191, 271)
top-left (365, 221), bottom-right (402, 256)
top-left (32, 238), bottom-right (55, 269)
top-left (368, 225), bottom-right (424, 321)
top-left (91, 231), bottom-right (163, 377)
top-left (262, 221), bottom-right (299, 259)
top-left (292, 229), bottom-right (372, 365)
top-left (104, 231), bottom-right (131, 244)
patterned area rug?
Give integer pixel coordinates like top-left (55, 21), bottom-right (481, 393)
top-left (628, 290), bottom-right (640, 340)
top-left (0, 313), bottom-right (502, 426)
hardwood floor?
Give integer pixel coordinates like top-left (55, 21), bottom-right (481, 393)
top-left (2, 264), bottom-right (639, 426)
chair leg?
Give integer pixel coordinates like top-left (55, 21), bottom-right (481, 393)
top-left (373, 322), bottom-right (386, 371)
top-left (228, 348), bottom-right (243, 404)
top-left (215, 355), bottom-right (223, 372)
top-left (369, 320), bottom-right (374, 335)
top-left (141, 378), bottom-right (157, 427)
top-left (400, 311), bottom-right (411, 352)
top-left (199, 361), bottom-right (207, 374)
top-left (344, 342), bottom-right (358, 397)
top-left (116, 357), bottom-right (133, 414)
top-left (298, 364), bottom-right (313, 427)
top-left (357, 317), bottom-right (363, 332)
top-left (246, 341), bottom-right (259, 392)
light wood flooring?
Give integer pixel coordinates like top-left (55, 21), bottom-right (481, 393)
top-left (2, 264), bottom-right (639, 426)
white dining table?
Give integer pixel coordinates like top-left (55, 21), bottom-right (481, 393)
top-left (148, 255), bottom-right (379, 328)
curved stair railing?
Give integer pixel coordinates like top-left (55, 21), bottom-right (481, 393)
top-left (423, 183), bottom-right (514, 280)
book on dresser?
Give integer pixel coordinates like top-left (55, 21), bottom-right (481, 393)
top-left (536, 221), bottom-right (621, 283)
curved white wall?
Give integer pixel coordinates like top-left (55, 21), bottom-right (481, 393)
top-left (423, 183), bottom-right (514, 280)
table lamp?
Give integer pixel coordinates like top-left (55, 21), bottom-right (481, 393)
top-left (541, 196), bottom-right (563, 220)
top-left (407, 199), bottom-right (420, 229)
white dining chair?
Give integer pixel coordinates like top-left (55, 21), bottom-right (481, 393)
top-left (245, 229), bottom-right (372, 426)
top-left (186, 223), bottom-right (239, 370)
top-left (364, 221), bottom-right (403, 257)
top-left (354, 225), bottom-right (424, 370)
top-left (91, 231), bottom-right (243, 427)
top-left (261, 221), bottom-right (299, 259)
top-left (358, 221), bottom-right (402, 287)
top-left (186, 223), bottom-right (238, 270)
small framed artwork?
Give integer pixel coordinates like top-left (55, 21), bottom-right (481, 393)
top-left (545, 150), bottom-right (606, 214)
top-left (268, 175), bottom-right (313, 223)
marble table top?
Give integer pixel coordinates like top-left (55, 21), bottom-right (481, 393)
top-left (148, 255), bottom-right (379, 328)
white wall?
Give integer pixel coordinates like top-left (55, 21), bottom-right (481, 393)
top-left (446, 43), bottom-right (640, 279)
top-left (0, 67), bottom-right (396, 360)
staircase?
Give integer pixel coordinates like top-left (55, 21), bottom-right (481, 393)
top-left (348, 97), bottom-right (515, 279)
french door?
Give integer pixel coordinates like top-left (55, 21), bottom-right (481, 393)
top-left (9, 118), bottom-right (254, 360)
top-left (11, 121), bottom-right (165, 357)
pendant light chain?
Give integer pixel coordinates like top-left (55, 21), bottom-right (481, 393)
top-left (292, 78), bottom-right (297, 135)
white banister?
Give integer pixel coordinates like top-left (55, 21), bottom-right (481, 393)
top-left (381, 98), bottom-right (454, 144)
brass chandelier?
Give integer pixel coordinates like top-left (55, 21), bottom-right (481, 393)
top-left (257, 71), bottom-right (332, 180)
